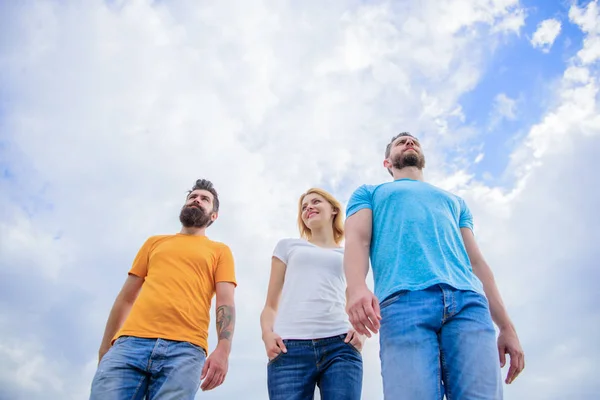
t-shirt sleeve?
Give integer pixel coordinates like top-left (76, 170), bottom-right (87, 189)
top-left (215, 244), bottom-right (237, 286)
top-left (458, 198), bottom-right (474, 231)
top-left (128, 237), bottom-right (154, 278)
top-left (345, 185), bottom-right (373, 219)
top-left (272, 239), bottom-right (290, 264)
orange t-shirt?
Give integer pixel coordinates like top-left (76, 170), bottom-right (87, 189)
top-left (113, 234), bottom-right (237, 353)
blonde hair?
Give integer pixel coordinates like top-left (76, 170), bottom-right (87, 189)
top-left (297, 188), bottom-right (344, 245)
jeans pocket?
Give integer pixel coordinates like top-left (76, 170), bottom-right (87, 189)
top-left (345, 341), bottom-right (362, 355)
top-left (112, 336), bottom-right (128, 346)
top-left (379, 290), bottom-right (407, 309)
top-left (184, 342), bottom-right (207, 357)
top-left (339, 334), bottom-right (362, 355)
top-left (267, 350), bottom-right (285, 365)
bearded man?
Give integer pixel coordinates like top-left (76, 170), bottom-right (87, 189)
top-left (90, 179), bottom-right (237, 400)
top-left (343, 133), bottom-right (524, 399)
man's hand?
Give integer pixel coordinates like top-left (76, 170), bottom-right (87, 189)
top-left (498, 326), bottom-right (525, 384)
top-left (346, 285), bottom-right (381, 337)
top-left (262, 331), bottom-right (287, 360)
top-left (344, 329), bottom-right (366, 352)
top-left (97, 345), bottom-right (110, 365)
top-left (202, 282), bottom-right (235, 391)
top-left (200, 347), bottom-right (229, 391)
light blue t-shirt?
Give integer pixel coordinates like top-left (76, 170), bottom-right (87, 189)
top-left (346, 178), bottom-right (484, 303)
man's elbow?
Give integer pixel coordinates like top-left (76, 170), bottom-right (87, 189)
top-left (118, 275), bottom-right (144, 304)
top-left (216, 282), bottom-right (236, 301)
top-left (217, 292), bottom-right (236, 306)
top-left (217, 297), bottom-right (235, 307)
top-left (471, 260), bottom-right (494, 278)
top-left (118, 286), bottom-right (142, 305)
top-left (359, 235), bottom-right (371, 249)
top-left (118, 290), bottom-right (139, 305)
top-left (346, 233), bottom-right (370, 250)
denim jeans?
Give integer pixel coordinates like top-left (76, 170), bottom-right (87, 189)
top-left (267, 333), bottom-right (363, 400)
top-left (379, 284), bottom-right (502, 399)
top-left (90, 336), bottom-right (206, 400)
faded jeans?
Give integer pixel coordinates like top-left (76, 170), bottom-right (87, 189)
top-left (90, 336), bottom-right (206, 400)
top-left (379, 284), bottom-right (503, 399)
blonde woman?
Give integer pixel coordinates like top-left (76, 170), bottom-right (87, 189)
top-left (260, 188), bottom-right (364, 400)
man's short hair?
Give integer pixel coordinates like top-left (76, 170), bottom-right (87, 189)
top-left (188, 179), bottom-right (219, 212)
top-left (384, 132), bottom-right (418, 159)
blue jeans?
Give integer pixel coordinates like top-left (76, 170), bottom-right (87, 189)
top-left (267, 333), bottom-right (363, 400)
top-left (379, 285), bottom-right (502, 399)
top-left (90, 336), bottom-right (206, 400)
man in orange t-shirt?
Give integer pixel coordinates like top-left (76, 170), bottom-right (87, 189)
top-left (90, 179), bottom-right (237, 400)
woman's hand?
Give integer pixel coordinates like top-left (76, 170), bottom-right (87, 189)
top-left (262, 331), bottom-right (287, 360)
top-left (344, 329), bottom-right (366, 351)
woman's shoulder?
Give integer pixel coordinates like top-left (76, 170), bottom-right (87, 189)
top-left (276, 237), bottom-right (306, 246)
top-left (274, 237), bottom-right (309, 252)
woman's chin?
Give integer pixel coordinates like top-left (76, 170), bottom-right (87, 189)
top-left (306, 219), bottom-right (325, 229)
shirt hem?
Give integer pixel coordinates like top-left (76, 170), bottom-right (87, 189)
top-left (113, 331), bottom-right (208, 354)
top-left (215, 279), bottom-right (238, 287)
top-left (377, 279), bottom-right (484, 303)
top-left (345, 204), bottom-right (372, 219)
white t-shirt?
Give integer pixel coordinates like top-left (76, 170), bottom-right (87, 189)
top-left (272, 238), bottom-right (350, 340)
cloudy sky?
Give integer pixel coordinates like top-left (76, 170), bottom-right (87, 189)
top-left (1, 0), bottom-right (599, 399)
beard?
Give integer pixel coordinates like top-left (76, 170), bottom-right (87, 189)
top-left (392, 151), bottom-right (425, 170)
top-left (179, 205), bottom-right (211, 228)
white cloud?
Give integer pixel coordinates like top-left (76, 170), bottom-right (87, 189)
top-left (1, 0), bottom-right (599, 399)
top-left (530, 18), bottom-right (562, 53)
top-left (570, 0), bottom-right (600, 64)
top-left (569, 0), bottom-right (600, 35)
top-left (492, 6), bottom-right (526, 34)
top-left (489, 92), bottom-right (518, 131)
top-left (458, 5), bottom-right (600, 396)
top-left (0, 208), bottom-right (74, 280)
top-left (494, 93), bottom-right (518, 120)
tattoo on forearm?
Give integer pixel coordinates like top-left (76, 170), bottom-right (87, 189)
top-left (216, 305), bottom-right (235, 341)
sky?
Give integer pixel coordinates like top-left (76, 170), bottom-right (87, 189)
top-left (0, 0), bottom-right (599, 399)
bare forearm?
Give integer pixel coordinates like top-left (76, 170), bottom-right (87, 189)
top-left (260, 306), bottom-right (277, 337)
top-left (344, 240), bottom-right (370, 290)
top-left (473, 262), bottom-right (514, 331)
top-left (97, 274), bottom-right (143, 360)
top-left (215, 303), bottom-right (235, 353)
top-left (99, 299), bottom-right (134, 352)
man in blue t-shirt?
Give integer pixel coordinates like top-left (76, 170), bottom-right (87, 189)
top-left (344, 132), bottom-right (524, 399)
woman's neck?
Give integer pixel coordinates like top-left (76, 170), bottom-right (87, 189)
top-left (308, 224), bottom-right (338, 248)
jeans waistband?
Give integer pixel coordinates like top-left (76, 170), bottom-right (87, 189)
top-left (282, 334), bottom-right (347, 347)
